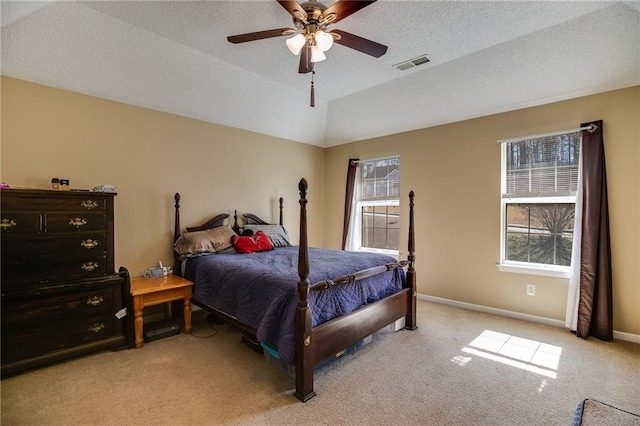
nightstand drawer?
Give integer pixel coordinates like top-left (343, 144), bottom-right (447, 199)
top-left (1, 314), bottom-right (120, 364)
top-left (2, 286), bottom-right (116, 329)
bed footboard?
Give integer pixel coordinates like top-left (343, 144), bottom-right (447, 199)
top-left (294, 178), bottom-right (417, 402)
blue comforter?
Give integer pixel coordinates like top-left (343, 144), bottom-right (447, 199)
top-left (184, 246), bottom-right (405, 364)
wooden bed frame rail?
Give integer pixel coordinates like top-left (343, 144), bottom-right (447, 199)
top-left (172, 178), bottom-right (416, 402)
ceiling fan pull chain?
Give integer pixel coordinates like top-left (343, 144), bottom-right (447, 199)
top-left (310, 71), bottom-right (315, 107)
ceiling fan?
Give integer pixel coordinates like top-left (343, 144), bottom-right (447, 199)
top-left (227, 0), bottom-right (388, 74)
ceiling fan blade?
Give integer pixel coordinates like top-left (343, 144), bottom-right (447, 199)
top-left (322, 0), bottom-right (376, 24)
top-left (227, 28), bottom-right (292, 44)
top-left (277, 0), bottom-right (308, 20)
top-left (298, 42), bottom-right (314, 74)
top-left (331, 29), bottom-right (387, 58)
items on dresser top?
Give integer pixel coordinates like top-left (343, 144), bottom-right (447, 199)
top-left (92, 184), bottom-right (116, 193)
top-left (0, 188), bottom-right (129, 376)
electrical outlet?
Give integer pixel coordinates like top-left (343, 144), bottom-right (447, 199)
top-left (526, 284), bottom-right (536, 296)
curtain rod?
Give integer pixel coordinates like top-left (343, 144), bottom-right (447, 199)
top-left (350, 155), bottom-right (401, 165)
top-left (497, 123), bottom-right (597, 144)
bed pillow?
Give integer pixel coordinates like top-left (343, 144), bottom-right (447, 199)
top-left (242, 224), bottom-right (292, 247)
top-left (174, 226), bottom-right (236, 257)
top-left (232, 231), bottom-right (274, 253)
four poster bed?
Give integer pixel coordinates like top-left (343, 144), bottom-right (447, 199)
top-left (172, 178), bottom-right (417, 401)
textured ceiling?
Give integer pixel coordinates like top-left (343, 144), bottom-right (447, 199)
top-left (2, 1), bottom-right (639, 147)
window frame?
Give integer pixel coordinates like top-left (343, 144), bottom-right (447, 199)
top-left (352, 156), bottom-right (400, 256)
top-left (498, 135), bottom-right (580, 278)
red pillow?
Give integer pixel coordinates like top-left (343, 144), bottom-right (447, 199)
top-left (232, 231), bottom-right (274, 253)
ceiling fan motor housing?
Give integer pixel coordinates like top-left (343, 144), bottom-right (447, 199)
top-left (294, 1), bottom-right (337, 33)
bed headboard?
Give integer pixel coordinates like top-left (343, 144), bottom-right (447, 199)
top-left (242, 197), bottom-right (284, 227)
top-left (172, 193), bottom-right (284, 273)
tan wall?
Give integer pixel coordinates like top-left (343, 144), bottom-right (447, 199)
top-left (1, 77), bottom-right (325, 276)
top-left (2, 77), bottom-right (638, 336)
top-left (324, 86), bottom-right (640, 336)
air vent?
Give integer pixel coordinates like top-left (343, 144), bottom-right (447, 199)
top-left (393, 54), bottom-right (430, 71)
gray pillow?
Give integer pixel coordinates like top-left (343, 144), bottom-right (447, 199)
top-left (174, 226), bottom-right (237, 256)
top-left (242, 224), bottom-right (292, 248)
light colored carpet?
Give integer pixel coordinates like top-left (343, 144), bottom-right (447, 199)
top-left (2, 301), bottom-right (639, 426)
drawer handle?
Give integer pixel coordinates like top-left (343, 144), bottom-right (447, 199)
top-left (87, 295), bottom-right (104, 306)
top-left (81, 200), bottom-right (98, 210)
top-left (81, 262), bottom-right (99, 271)
top-left (69, 218), bottom-right (87, 228)
top-left (88, 323), bottom-right (106, 333)
top-left (81, 239), bottom-right (99, 249)
top-left (0, 219), bottom-right (17, 230)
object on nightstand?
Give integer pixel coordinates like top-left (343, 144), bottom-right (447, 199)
top-left (142, 261), bottom-right (172, 277)
top-left (51, 178), bottom-right (60, 190)
top-left (59, 179), bottom-right (69, 190)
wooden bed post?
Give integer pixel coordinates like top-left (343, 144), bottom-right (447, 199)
top-left (294, 178), bottom-right (316, 402)
top-left (232, 210), bottom-right (239, 234)
top-left (405, 190), bottom-right (417, 330)
top-left (173, 193), bottom-right (181, 275)
top-left (279, 197), bottom-right (284, 226)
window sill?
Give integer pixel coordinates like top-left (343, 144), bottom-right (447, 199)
top-left (497, 263), bottom-right (570, 279)
top-left (355, 247), bottom-right (399, 260)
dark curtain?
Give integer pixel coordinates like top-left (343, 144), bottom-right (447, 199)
top-left (341, 158), bottom-right (359, 250)
top-left (577, 120), bottom-right (613, 341)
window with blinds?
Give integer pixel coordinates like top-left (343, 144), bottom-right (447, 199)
top-left (500, 132), bottom-right (580, 272)
top-left (359, 157), bottom-right (400, 252)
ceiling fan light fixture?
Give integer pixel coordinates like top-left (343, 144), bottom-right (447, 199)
top-left (286, 33), bottom-right (306, 55)
top-left (314, 30), bottom-right (333, 52)
top-left (310, 45), bottom-right (326, 63)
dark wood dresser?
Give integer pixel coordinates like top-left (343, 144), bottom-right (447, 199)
top-left (1, 188), bottom-right (128, 376)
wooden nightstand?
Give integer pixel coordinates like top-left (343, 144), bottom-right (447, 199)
top-left (129, 274), bottom-right (194, 348)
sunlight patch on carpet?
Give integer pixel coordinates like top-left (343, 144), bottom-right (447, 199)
top-left (451, 355), bottom-right (472, 366)
top-left (457, 329), bottom-right (562, 379)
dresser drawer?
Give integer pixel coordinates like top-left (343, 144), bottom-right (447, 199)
top-left (1, 195), bottom-right (107, 212)
top-left (1, 233), bottom-right (107, 263)
top-left (1, 314), bottom-right (121, 364)
top-left (0, 213), bottom-right (41, 235)
top-left (2, 286), bottom-right (116, 329)
top-left (2, 257), bottom-right (108, 288)
top-left (46, 212), bottom-right (106, 233)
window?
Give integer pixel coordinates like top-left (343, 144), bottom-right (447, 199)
top-left (499, 132), bottom-right (580, 277)
top-left (355, 157), bottom-right (400, 253)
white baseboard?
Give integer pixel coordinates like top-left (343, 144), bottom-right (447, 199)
top-left (418, 294), bottom-right (640, 345)
top-left (612, 330), bottom-right (640, 344)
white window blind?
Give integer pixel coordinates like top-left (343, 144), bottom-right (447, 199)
top-left (503, 133), bottom-right (580, 199)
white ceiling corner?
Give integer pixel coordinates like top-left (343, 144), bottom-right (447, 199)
top-left (1, 0), bottom-right (639, 148)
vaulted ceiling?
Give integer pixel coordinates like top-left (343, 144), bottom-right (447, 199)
top-left (2, 1), bottom-right (639, 147)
